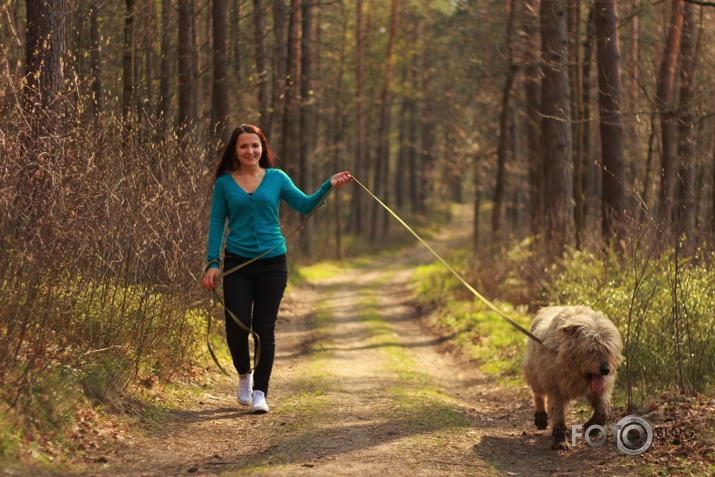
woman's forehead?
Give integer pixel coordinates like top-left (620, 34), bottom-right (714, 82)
top-left (237, 133), bottom-right (261, 144)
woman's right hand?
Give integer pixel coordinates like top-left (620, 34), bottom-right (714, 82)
top-left (202, 267), bottom-right (221, 291)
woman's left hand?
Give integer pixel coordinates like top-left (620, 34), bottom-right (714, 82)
top-left (331, 171), bottom-right (352, 189)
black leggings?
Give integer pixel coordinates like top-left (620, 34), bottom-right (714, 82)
top-left (223, 253), bottom-right (288, 396)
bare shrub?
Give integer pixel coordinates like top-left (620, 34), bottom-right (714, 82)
top-left (0, 74), bottom-right (211, 427)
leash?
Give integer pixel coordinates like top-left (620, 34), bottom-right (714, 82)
top-left (205, 187), bottom-right (334, 376)
top-left (349, 175), bottom-right (544, 346)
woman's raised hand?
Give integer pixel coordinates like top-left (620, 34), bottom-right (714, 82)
top-left (331, 171), bottom-right (352, 189)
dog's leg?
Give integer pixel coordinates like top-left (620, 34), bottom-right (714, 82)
top-left (534, 393), bottom-right (548, 430)
top-left (550, 395), bottom-right (569, 450)
top-left (584, 391), bottom-right (609, 429)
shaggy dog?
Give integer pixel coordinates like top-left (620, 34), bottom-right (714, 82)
top-left (523, 306), bottom-right (623, 449)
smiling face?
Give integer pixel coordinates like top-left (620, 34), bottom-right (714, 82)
top-left (235, 132), bottom-right (263, 169)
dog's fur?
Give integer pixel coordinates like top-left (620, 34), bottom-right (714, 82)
top-left (523, 306), bottom-right (623, 449)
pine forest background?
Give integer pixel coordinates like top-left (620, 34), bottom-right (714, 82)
top-left (1, 0), bottom-right (715, 462)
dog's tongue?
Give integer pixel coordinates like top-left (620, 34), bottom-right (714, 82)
top-left (591, 376), bottom-right (605, 393)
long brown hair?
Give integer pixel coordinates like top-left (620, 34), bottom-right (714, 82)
top-left (213, 124), bottom-right (277, 181)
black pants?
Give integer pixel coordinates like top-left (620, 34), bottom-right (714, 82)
top-left (223, 253), bottom-right (288, 396)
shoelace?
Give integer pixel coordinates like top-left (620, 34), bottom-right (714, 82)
top-left (239, 376), bottom-right (251, 396)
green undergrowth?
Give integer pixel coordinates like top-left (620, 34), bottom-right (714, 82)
top-left (412, 237), bottom-right (715, 403)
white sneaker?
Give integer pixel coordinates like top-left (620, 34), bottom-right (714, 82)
top-left (237, 373), bottom-right (253, 406)
top-left (251, 390), bottom-right (269, 414)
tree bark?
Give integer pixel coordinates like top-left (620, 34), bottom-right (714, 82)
top-left (230, 0), bottom-right (243, 92)
top-left (122, 0), bottom-right (136, 126)
top-left (299, 0), bottom-right (314, 256)
top-left (568, 0), bottom-right (585, 247)
top-left (157, 0), bottom-right (172, 131)
top-left (492, 1), bottom-right (518, 238)
top-left (582, 9), bottom-right (598, 234)
top-left (212, 0), bottom-right (230, 144)
top-left (350, 0), bottom-right (366, 233)
top-left (89, 0), bottom-right (103, 119)
top-left (178, 0), bottom-right (196, 135)
top-left (271, 0), bottom-right (288, 155)
top-left (253, 0), bottom-right (270, 133)
top-left (24, 0), bottom-right (66, 134)
top-left (282, 0), bottom-right (301, 185)
top-left (370, 0), bottom-right (398, 242)
top-left (524, 0), bottom-right (542, 237)
top-left (540, 0), bottom-right (574, 252)
top-left (675, 2), bottom-right (696, 237)
top-left (656, 0), bottom-right (685, 226)
top-left (595, 0), bottom-right (627, 242)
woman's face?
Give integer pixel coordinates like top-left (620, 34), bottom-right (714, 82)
top-left (235, 133), bottom-right (263, 168)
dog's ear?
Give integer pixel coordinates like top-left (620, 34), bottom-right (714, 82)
top-left (560, 324), bottom-right (582, 335)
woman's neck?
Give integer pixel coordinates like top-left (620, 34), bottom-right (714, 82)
top-left (234, 164), bottom-right (262, 176)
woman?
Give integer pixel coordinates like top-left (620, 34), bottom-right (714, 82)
top-left (202, 124), bottom-right (351, 414)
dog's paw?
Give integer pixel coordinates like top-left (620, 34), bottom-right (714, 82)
top-left (534, 411), bottom-right (548, 430)
top-left (551, 439), bottom-right (570, 451)
top-left (550, 428), bottom-right (568, 450)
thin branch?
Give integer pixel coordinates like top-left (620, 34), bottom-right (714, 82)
top-left (685, 0), bottom-right (715, 7)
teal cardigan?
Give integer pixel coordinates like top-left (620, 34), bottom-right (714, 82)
top-left (206, 168), bottom-right (332, 269)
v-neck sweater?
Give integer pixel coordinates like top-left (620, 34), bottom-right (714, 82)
top-left (207, 168), bottom-right (332, 268)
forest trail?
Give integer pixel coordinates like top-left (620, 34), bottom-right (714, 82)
top-left (73, 204), bottom-right (641, 476)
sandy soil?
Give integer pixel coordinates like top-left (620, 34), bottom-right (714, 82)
top-left (67, 206), bottom-right (645, 476)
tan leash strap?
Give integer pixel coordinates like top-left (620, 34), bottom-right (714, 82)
top-left (349, 175), bottom-right (544, 346)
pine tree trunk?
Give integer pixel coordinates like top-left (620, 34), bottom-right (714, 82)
top-left (24, 0), bottom-right (65, 129)
top-left (595, 0), bottom-right (626, 242)
top-left (540, 0), bottom-right (574, 252)
top-left (178, 0), bottom-right (196, 135)
top-left (212, 0), bottom-right (230, 144)
top-left (492, 1), bottom-right (518, 239)
top-left (370, 0), bottom-right (398, 242)
top-left (299, 0), bottom-right (314, 257)
top-left (122, 0), bottom-right (136, 127)
top-left (656, 0), bottom-right (685, 226)
top-left (524, 0), bottom-right (542, 238)
top-left (271, 0), bottom-right (288, 155)
top-left (675, 2), bottom-right (696, 237)
top-left (350, 0), bottom-right (366, 233)
top-left (89, 1), bottom-right (103, 119)
top-left (253, 0), bottom-right (270, 133)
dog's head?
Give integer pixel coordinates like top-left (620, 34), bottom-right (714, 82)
top-left (558, 314), bottom-right (623, 393)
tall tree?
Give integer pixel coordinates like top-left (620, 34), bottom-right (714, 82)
top-left (524, 0), bottom-right (542, 237)
top-left (568, 0), bottom-right (585, 246)
top-left (271, 0), bottom-right (288, 154)
top-left (675, 2), bottom-right (696, 236)
top-left (350, 0), bottom-right (366, 233)
top-left (212, 0), bottom-right (230, 144)
top-left (231, 0), bottom-right (243, 96)
top-left (89, 0), bottom-right (103, 120)
top-left (371, 0), bottom-right (399, 241)
top-left (540, 0), bottom-right (574, 251)
top-left (282, 0), bottom-right (301, 184)
top-left (299, 0), bottom-right (315, 256)
top-left (595, 0), bottom-right (626, 242)
top-left (122, 0), bottom-right (136, 126)
top-left (491, 1), bottom-right (518, 238)
top-left (656, 0), bottom-right (685, 226)
top-left (24, 0), bottom-right (66, 135)
top-left (158, 0), bottom-right (172, 131)
top-left (253, 0), bottom-right (270, 133)
top-left (178, 0), bottom-right (197, 135)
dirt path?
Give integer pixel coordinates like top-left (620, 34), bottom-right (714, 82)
top-left (74, 205), bottom-right (643, 476)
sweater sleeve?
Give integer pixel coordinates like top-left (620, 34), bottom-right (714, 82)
top-left (279, 170), bottom-right (333, 215)
top-left (206, 177), bottom-right (227, 269)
